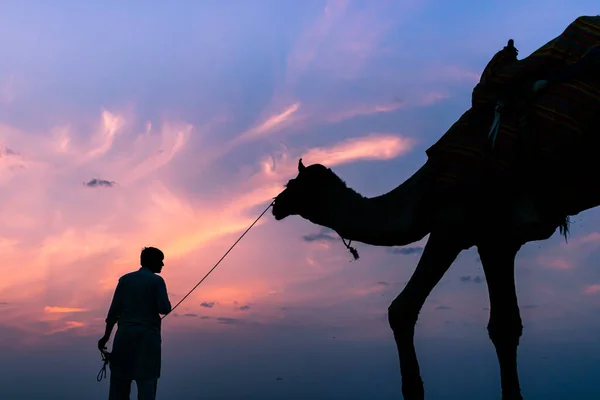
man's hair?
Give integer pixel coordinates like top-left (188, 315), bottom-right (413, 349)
top-left (140, 247), bottom-right (164, 267)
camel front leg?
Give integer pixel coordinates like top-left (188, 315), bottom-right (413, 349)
top-left (477, 240), bottom-right (524, 400)
top-left (388, 232), bottom-right (462, 400)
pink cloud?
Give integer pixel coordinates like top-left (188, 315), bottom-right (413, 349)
top-left (577, 232), bottom-right (600, 245)
top-left (584, 284), bottom-right (600, 295)
top-left (233, 102), bottom-right (301, 143)
top-left (423, 65), bottom-right (481, 84)
top-left (258, 132), bottom-right (415, 180)
top-left (0, 107), bottom-right (416, 338)
top-left (537, 256), bottom-right (574, 270)
top-left (44, 306), bottom-right (89, 313)
top-left (44, 321), bottom-right (86, 336)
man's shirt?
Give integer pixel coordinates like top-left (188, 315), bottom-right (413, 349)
top-left (106, 266), bottom-right (172, 328)
top-left (105, 266), bottom-right (172, 380)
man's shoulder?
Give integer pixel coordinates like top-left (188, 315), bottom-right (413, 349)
top-left (138, 268), bottom-right (166, 283)
top-left (117, 272), bottom-right (131, 281)
top-left (120, 268), bottom-right (165, 285)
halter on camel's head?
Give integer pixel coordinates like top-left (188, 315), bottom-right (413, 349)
top-left (272, 158), bottom-right (331, 221)
top-left (272, 159), bottom-right (360, 259)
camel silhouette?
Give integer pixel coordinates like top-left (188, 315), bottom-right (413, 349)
top-left (272, 15), bottom-right (600, 400)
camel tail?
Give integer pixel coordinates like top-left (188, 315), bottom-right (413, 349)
top-left (559, 215), bottom-right (570, 242)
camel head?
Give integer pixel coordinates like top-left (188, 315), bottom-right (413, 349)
top-left (272, 158), bottom-right (341, 222)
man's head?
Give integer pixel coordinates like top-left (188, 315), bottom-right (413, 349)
top-left (140, 246), bottom-right (165, 273)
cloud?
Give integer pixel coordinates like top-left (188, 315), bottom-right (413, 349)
top-left (45, 321), bottom-right (86, 335)
top-left (83, 111), bottom-right (126, 160)
top-left (223, 0), bottom-right (435, 147)
top-left (0, 146), bottom-right (17, 156)
top-left (84, 179), bottom-right (116, 188)
top-left (0, 1), bottom-right (455, 342)
top-left (319, 102), bottom-right (405, 124)
top-left (280, 0), bottom-right (421, 86)
top-left (44, 306), bottom-right (89, 313)
top-left (376, 282), bottom-right (389, 286)
top-left (183, 313), bottom-right (197, 317)
top-left (302, 230), bottom-right (338, 243)
top-left (584, 284), bottom-right (600, 295)
top-left (216, 317), bottom-right (244, 325)
top-left (537, 256), bottom-right (574, 270)
top-left (305, 133), bottom-right (415, 166)
top-left (577, 232), bottom-right (600, 245)
top-left (423, 65), bottom-right (480, 84)
top-left (387, 246), bottom-right (423, 255)
top-left (258, 133), bottom-right (414, 181)
top-left (234, 103), bottom-right (301, 143)
top-left (459, 275), bottom-right (485, 284)
top-left (435, 306), bottom-right (452, 310)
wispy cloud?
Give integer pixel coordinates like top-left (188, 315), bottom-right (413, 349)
top-left (235, 103), bottom-right (302, 143)
top-left (459, 276), bottom-right (485, 284)
top-left (302, 229), bottom-right (338, 243)
top-left (3, 0), bottom-right (593, 353)
top-left (537, 256), bottom-right (574, 270)
top-left (584, 284), bottom-right (600, 295)
top-left (44, 307), bottom-right (89, 313)
top-left (387, 246), bottom-right (423, 256)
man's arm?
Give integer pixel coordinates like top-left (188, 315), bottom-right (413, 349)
top-left (156, 277), bottom-right (172, 316)
top-left (100, 278), bottom-right (123, 343)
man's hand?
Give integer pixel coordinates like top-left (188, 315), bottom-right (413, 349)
top-left (532, 80), bottom-right (548, 93)
top-left (98, 335), bottom-right (110, 351)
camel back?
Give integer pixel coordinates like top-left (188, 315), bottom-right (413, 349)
top-left (425, 16), bottom-right (600, 217)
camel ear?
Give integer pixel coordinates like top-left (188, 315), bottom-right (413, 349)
top-left (298, 158), bottom-right (306, 172)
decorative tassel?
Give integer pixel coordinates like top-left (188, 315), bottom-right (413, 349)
top-left (341, 237), bottom-right (359, 260)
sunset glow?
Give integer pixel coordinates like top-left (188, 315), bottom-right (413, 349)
top-left (1, 1), bottom-right (600, 399)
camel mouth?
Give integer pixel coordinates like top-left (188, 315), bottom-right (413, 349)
top-left (271, 202), bottom-right (287, 220)
top-left (272, 210), bottom-right (289, 220)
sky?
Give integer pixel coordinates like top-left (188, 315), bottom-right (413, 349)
top-left (1, 1), bottom-right (600, 399)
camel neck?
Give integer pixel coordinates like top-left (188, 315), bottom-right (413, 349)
top-left (309, 182), bottom-right (429, 247)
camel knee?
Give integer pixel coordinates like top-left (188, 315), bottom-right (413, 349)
top-left (487, 316), bottom-right (523, 346)
top-left (388, 296), bottom-right (420, 333)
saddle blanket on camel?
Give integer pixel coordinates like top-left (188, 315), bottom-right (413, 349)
top-left (425, 15), bottom-right (600, 219)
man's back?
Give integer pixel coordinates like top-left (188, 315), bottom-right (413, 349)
top-left (108, 267), bottom-right (172, 329)
top-left (106, 266), bottom-right (171, 382)
top-left (100, 247), bottom-right (170, 399)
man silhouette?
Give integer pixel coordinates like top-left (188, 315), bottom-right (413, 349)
top-left (98, 247), bottom-right (172, 400)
